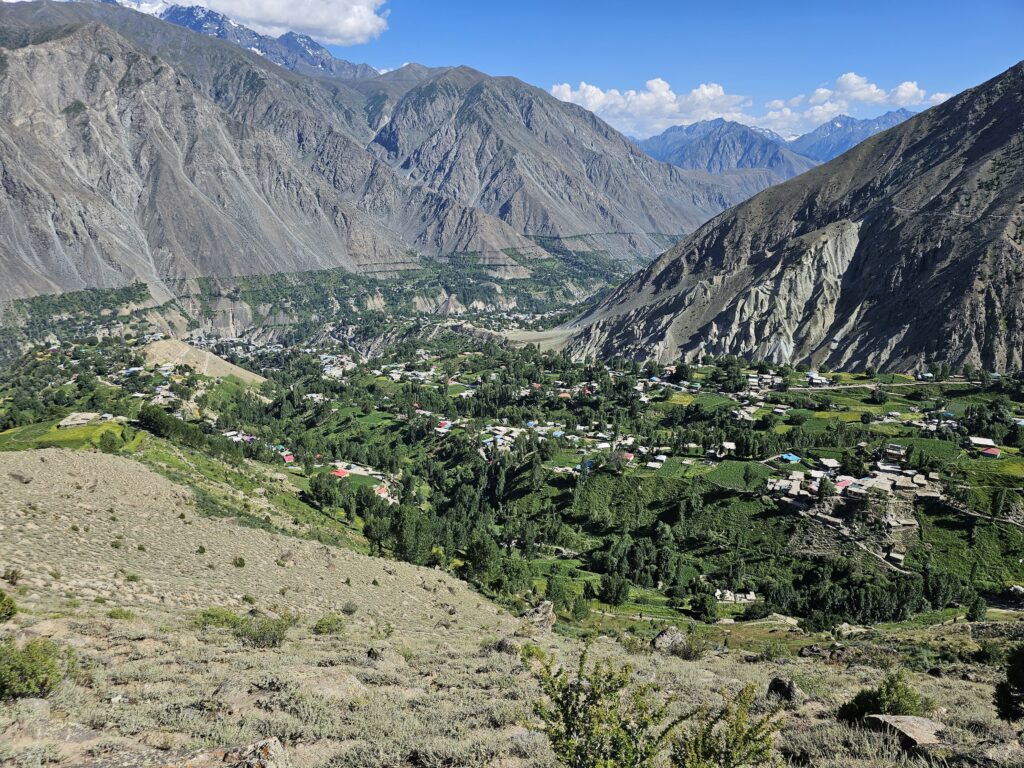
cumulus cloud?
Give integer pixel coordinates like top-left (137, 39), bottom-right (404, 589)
top-left (553, 71), bottom-right (948, 138)
top-left (550, 79), bottom-right (751, 137)
top-left (190, 0), bottom-right (387, 45)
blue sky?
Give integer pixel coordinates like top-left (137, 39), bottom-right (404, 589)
top-left (139, 0), bottom-right (1022, 138)
top-left (321, 0), bottom-right (1023, 137)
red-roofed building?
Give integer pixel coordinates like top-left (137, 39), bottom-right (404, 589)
top-left (981, 447), bottom-right (1002, 459)
top-left (282, 454), bottom-right (295, 464)
top-left (331, 468), bottom-right (350, 478)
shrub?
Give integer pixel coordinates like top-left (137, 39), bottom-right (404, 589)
top-left (340, 601), bottom-right (358, 616)
top-left (0, 639), bottom-right (67, 700)
top-left (232, 557), bottom-right (246, 568)
top-left (837, 670), bottom-right (929, 722)
top-left (106, 608), bottom-right (135, 620)
top-left (195, 607), bottom-right (243, 630)
top-left (670, 634), bottom-right (709, 662)
top-left (756, 640), bottom-right (789, 663)
top-left (98, 430), bottom-right (121, 454)
top-left (526, 647), bottom-right (781, 768)
top-left (4, 567), bottom-right (23, 586)
top-left (527, 645), bottom-right (685, 767)
top-left (194, 607), bottom-right (293, 648)
top-left (671, 684), bottom-right (781, 768)
top-left (234, 615), bottom-right (293, 648)
top-left (311, 613), bottom-right (346, 636)
top-left (0, 592), bottom-right (15, 623)
top-left (995, 644), bottom-right (1024, 721)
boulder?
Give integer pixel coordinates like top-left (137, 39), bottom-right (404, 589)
top-left (493, 636), bottom-right (524, 655)
top-left (767, 677), bottom-right (799, 703)
top-left (518, 601), bottom-right (556, 634)
top-left (651, 626), bottom-right (685, 652)
top-left (798, 644), bottom-right (823, 658)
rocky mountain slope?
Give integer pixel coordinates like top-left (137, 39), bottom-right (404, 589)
top-left (356, 70), bottom-right (774, 259)
top-left (564, 63), bottom-right (1024, 372)
top-left (638, 118), bottom-right (818, 184)
top-left (0, 2), bottom-right (771, 302)
top-left (787, 109), bottom-right (915, 162)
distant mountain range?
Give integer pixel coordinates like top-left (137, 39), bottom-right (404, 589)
top-left (636, 119), bottom-right (818, 185)
top-left (0, 1), bottom-right (774, 301)
top-left (636, 110), bottom-right (916, 183)
top-left (564, 63), bottom-right (1024, 371)
top-left (787, 109), bottom-right (917, 162)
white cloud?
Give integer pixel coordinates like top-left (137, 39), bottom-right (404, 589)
top-left (887, 80), bottom-right (926, 106)
top-left (551, 78), bottom-right (750, 137)
top-left (809, 87), bottom-right (833, 105)
top-left (552, 70), bottom-right (948, 138)
top-left (199, 0), bottom-right (388, 44)
top-left (833, 72), bottom-right (888, 104)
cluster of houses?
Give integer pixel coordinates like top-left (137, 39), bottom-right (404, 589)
top-left (766, 444), bottom-right (943, 510)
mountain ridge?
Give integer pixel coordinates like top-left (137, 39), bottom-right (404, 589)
top-left (637, 118), bottom-right (818, 184)
top-left (563, 62), bottom-right (1024, 372)
top-left (0, 1), bottom-right (773, 301)
top-left (787, 108), bottom-right (916, 161)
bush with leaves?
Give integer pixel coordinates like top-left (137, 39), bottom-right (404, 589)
top-left (837, 670), bottom-right (929, 722)
top-left (311, 613), bottom-right (346, 636)
top-left (234, 615), bottom-right (294, 648)
top-left (98, 429), bottom-right (122, 454)
top-left (672, 684), bottom-right (781, 768)
top-left (525, 646), bottom-right (781, 768)
top-left (0, 639), bottom-right (69, 700)
top-left (0, 591), bottom-right (15, 623)
top-left (526, 645), bottom-right (686, 767)
top-left (995, 644), bottom-right (1024, 721)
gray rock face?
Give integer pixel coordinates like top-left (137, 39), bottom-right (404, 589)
top-left (361, 71), bottom-right (776, 261)
top-left (565, 62), bottom-right (1024, 373)
top-left (650, 625), bottom-right (685, 651)
top-left (638, 119), bottom-right (818, 183)
top-left (0, 2), bottom-right (772, 301)
top-left (518, 601), bottom-right (556, 633)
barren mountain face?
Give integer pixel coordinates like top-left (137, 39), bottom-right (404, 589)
top-left (566, 63), bottom-right (1024, 372)
top-left (0, 1), bottom-right (771, 302)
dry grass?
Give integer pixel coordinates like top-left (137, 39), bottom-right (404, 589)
top-left (0, 449), bottom-right (1021, 766)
